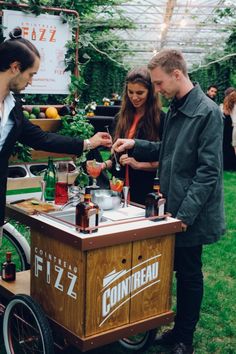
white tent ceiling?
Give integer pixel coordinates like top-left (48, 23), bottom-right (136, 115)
top-left (112, 0), bottom-right (236, 70)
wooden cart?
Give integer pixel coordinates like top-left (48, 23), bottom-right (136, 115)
top-left (1, 202), bottom-right (182, 353)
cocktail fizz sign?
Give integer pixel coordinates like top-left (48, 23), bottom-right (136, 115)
top-left (33, 245), bottom-right (161, 327)
top-left (3, 10), bottom-right (72, 94)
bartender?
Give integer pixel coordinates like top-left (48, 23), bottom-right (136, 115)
top-left (0, 27), bottom-right (112, 238)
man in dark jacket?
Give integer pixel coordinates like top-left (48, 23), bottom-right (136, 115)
top-left (206, 84), bottom-right (218, 101)
top-left (0, 27), bottom-right (112, 233)
top-left (113, 49), bottom-right (225, 354)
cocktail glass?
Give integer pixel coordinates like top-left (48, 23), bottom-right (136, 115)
top-left (109, 179), bottom-right (124, 193)
top-left (110, 179), bottom-right (125, 207)
top-left (86, 160), bottom-right (102, 188)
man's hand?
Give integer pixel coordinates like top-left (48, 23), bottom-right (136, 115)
top-left (112, 138), bottom-right (135, 153)
top-left (90, 132), bottom-right (112, 149)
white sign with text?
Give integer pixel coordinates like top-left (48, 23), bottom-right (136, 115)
top-left (3, 10), bottom-right (72, 94)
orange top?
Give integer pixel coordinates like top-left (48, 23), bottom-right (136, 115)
top-left (125, 114), bottom-right (142, 198)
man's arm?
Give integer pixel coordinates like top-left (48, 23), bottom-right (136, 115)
top-left (176, 109), bottom-right (223, 226)
top-left (132, 139), bottom-right (161, 162)
top-left (19, 116), bottom-right (111, 156)
top-left (113, 138), bottom-right (161, 162)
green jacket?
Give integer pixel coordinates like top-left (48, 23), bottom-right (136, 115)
top-left (132, 84), bottom-right (225, 247)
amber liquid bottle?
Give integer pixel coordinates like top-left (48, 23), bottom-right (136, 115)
top-left (145, 177), bottom-right (166, 220)
top-left (1, 252), bottom-right (16, 281)
top-left (76, 187), bottom-right (99, 233)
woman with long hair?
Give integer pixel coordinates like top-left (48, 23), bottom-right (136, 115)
top-left (104, 66), bottom-right (165, 204)
top-left (223, 90), bottom-right (236, 156)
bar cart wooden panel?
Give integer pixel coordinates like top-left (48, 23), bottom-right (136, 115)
top-left (4, 203), bottom-right (181, 351)
top-left (31, 230), bottom-right (86, 338)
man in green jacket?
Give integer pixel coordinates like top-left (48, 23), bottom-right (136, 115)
top-left (113, 49), bottom-right (225, 354)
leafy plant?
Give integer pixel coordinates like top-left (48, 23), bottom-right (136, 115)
top-left (58, 111), bottom-right (94, 187)
top-left (58, 111), bottom-right (94, 139)
top-left (0, 0), bottom-right (131, 162)
top-left (190, 8), bottom-right (236, 103)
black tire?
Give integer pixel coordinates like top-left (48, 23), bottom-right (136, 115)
top-left (119, 329), bottom-right (157, 351)
top-left (3, 294), bottom-right (54, 354)
top-left (1, 228), bottom-right (30, 271)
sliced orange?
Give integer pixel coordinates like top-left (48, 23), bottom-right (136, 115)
top-left (110, 178), bottom-right (124, 192)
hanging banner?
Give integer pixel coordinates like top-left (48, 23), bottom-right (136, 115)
top-left (3, 10), bottom-right (72, 94)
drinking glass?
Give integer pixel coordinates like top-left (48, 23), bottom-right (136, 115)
top-left (109, 179), bottom-right (124, 193)
top-left (55, 162), bottom-right (69, 205)
top-left (86, 160), bottom-right (102, 188)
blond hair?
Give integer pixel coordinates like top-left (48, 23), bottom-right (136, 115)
top-left (148, 49), bottom-right (188, 76)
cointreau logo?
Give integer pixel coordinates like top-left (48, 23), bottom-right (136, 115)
top-left (100, 254), bottom-right (161, 326)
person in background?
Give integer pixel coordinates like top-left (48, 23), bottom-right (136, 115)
top-left (113, 49), bottom-right (225, 354)
top-left (219, 86), bottom-right (235, 112)
top-left (222, 87), bottom-right (236, 170)
top-left (103, 66), bottom-right (165, 204)
top-left (223, 90), bottom-right (236, 156)
top-left (0, 27), bottom-right (112, 238)
top-left (223, 86), bottom-right (235, 98)
top-left (206, 84), bottom-right (218, 101)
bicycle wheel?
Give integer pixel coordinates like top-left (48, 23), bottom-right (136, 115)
top-left (119, 329), bottom-right (157, 351)
top-left (1, 224), bottom-right (30, 271)
top-left (3, 294), bottom-right (54, 354)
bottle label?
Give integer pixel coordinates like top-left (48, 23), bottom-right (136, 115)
top-left (158, 199), bottom-right (165, 216)
top-left (88, 208), bottom-right (97, 228)
top-left (48, 171), bottom-right (55, 178)
top-left (1, 264), bottom-right (16, 281)
top-left (2, 267), bottom-right (5, 279)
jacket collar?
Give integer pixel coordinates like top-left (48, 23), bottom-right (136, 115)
top-left (171, 83), bottom-right (205, 118)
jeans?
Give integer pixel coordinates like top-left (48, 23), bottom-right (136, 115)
top-left (173, 245), bottom-right (203, 345)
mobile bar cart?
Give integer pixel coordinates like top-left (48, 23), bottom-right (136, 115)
top-left (1, 200), bottom-right (181, 352)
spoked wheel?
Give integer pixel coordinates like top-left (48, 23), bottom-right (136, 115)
top-left (2, 225), bottom-right (30, 271)
top-left (119, 329), bottom-right (157, 351)
top-left (3, 294), bottom-right (54, 354)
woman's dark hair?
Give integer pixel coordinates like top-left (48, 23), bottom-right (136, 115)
top-left (0, 27), bottom-right (40, 72)
top-left (114, 67), bottom-right (162, 142)
top-left (224, 86), bottom-right (236, 97)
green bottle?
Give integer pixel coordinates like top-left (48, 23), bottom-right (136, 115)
top-left (44, 157), bottom-right (56, 201)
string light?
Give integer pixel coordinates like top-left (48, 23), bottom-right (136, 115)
top-left (189, 52), bottom-right (236, 73)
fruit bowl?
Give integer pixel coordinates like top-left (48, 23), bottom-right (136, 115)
top-left (91, 189), bottom-right (121, 210)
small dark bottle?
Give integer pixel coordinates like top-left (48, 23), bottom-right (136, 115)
top-left (145, 177), bottom-right (166, 220)
top-left (76, 187), bottom-right (99, 233)
top-left (1, 252), bottom-right (16, 281)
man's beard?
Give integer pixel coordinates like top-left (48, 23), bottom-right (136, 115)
top-left (9, 85), bottom-right (21, 94)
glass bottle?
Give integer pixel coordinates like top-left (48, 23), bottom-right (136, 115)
top-left (1, 252), bottom-right (16, 281)
top-left (44, 157), bottom-right (56, 201)
top-left (145, 177), bottom-right (166, 220)
top-left (55, 162), bottom-right (68, 205)
top-left (76, 187), bottom-right (99, 233)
